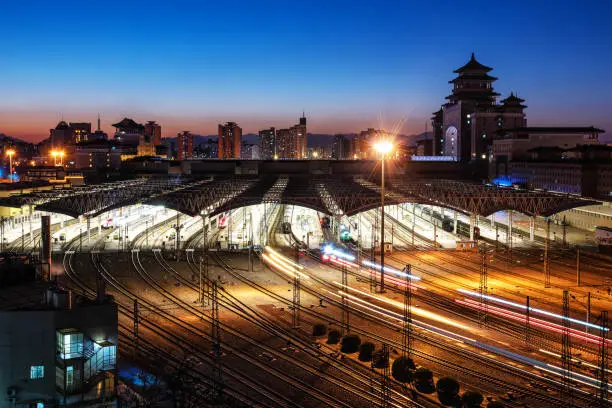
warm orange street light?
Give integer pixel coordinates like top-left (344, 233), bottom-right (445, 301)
top-left (5, 149), bottom-right (15, 183)
top-left (59, 151), bottom-right (65, 166)
top-left (373, 140), bottom-right (394, 292)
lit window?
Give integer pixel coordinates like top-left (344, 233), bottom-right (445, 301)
top-left (30, 365), bottom-right (44, 379)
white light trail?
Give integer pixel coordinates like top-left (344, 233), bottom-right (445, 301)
top-left (458, 288), bottom-right (608, 331)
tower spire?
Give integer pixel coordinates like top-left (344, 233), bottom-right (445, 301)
top-left (97, 113), bottom-right (101, 131)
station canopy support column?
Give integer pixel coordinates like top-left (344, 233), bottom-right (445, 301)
top-left (529, 216), bottom-right (535, 241)
top-left (469, 213), bottom-right (476, 241)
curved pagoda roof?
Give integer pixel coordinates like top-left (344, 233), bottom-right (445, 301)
top-left (500, 92), bottom-right (527, 110)
top-left (112, 117), bottom-right (144, 130)
top-left (453, 53), bottom-right (493, 73)
top-left (449, 73), bottom-right (498, 83)
top-left (501, 92), bottom-right (526, 104)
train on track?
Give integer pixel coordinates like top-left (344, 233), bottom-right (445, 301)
top-left (421, 207), bottom-right (480, 240)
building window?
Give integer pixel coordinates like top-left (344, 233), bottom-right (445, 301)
top-left (30, 365), bottom-right (44, 379)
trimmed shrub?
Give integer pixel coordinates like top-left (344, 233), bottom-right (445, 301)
top-left (327, 329), bottom-right (341, 345)
top-left (340, 334), bottom-right (361, 354)
top-left (391, 356), bottom-right (416, 383)
top-left (413, 367), bottom-right (435, 394)
top-left (358, 342), bottom-right (376, 362)
top-left (312, 323), bottom-right (327, 337)
top-left (372, 350), bottom-right (389, 368)
top-left (461, 390), bottom-right (484, 408)
top-left (436, 377), bottom-right (460, 406)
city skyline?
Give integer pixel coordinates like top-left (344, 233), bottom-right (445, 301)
top-left (1, 1), bottom-right (611, 142)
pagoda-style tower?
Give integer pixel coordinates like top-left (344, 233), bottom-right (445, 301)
top-left (446, 53), bottom-right (500, 108)
top-left (499, 92), bottom-right (527, 113)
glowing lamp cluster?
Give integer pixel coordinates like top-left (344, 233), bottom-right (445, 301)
top-left (373, 140), bottom-right (393, 155)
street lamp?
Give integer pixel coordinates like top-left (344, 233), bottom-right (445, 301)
top-left (59, 151), bottom-right (65, 166)
top-left (51, 150), bottom-right (58, 166)
top-left (5, 149), bottom-right (15, 183)
top-left (373, 140), bottom-right (393, 292)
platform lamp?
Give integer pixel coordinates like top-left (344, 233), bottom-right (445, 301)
top-left (373, 140), bottom-right (393, 293)
top-left (5, 149), bottom-right (15, 183)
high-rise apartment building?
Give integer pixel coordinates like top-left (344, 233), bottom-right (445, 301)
top-left (259, 127), bottom-right (276, 159)
top-left (177, 131), bottom-right (194, 160)
top-left (275, 115), bottom-right (307, 159)
top-left (295, 114), bottom-right (307, 159)
top-left (352, 128), bottom-right (384, 159)
top-left (218, 122), bottom-right (242, 159)
top-left (144, 121), bottom-right (162, 146)
top-left (332, 134), bottom-right (351, 159)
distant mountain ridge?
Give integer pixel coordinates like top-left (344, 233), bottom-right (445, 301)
top-left (0, 133), bottom-right (33, 145)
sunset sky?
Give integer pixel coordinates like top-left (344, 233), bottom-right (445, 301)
top-left (1, 0), bottom-right (610, 142)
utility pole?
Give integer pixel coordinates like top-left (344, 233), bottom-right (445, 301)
top-left (562, 215), bottom-right (567, 246)
top-left (598, 311), bottom-right (608, 406)
top-left (341, 262), bottom-right (349, 334)
top-left (562, 290), bottom-right (572, 406)
top-left (507, 211), bottom-right (513, 264)
top-left (576, 248), bottom-right (581, 286)
top-left (174, 213), bottom-right (181, 262)
top-left (403, 265), bottom-right (412, 357)
top-left (202, 215), bottom-right (209, 305)
top-left (211, 280), bottom-right (222, 402)
top-left (293, 243), bottom-right (301, 329)
top-left (525, 296), bottom-right (530, 343)
top-left (544, 219), bottom-right (551, 288)
top-left (370, 210), bottom-right (378, 293)
top-left (380, 343), bottom-right (390, 408)
top-left (134, 299), bottom-right (139, 359)
top-left (480, 245), bottom-right (488, 325)
top-left (587, 292), bottom-right (591, 334)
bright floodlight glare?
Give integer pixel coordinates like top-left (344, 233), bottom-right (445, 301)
top-left (5, 149), bottom-right (15, 156)
top-left (374, 140), bottom-right (393, 154)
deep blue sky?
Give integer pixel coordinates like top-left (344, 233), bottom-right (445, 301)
top-left (0, 0), bottom-right (610, 141)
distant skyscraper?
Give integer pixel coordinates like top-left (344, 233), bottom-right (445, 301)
top-left (218, 122), bottom-right (242, 159)
top-left (296, 114), bottom-right (307, 159)
top-left (259, 127), bottom-right (276, 159)
top-left (332, 134), bottom-right (350, 159)
top-left (275, 115), bottom-right (307, 159)
top-left (144, 121), bottom-right (162, 146)
top-left (177, 131), bottom-right (193, 160)
top-left (353, 128), bottom-right (384, 159)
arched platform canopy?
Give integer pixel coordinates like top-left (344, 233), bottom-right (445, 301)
top-left (0, 176), bottom-right (203, 219)
top-left (0, 175), bottom-right (599, 219)
top-left (380, 178), bottom-right (600, 217)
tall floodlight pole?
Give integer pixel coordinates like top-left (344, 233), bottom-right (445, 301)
top-left (374, 140), bottom-right (393, 293)
top-left (5, 149), bottom-right (15, 183)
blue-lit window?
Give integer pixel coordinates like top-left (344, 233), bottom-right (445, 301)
top-left (30, 365), bottom-right (44, 379)
top-left (57, 330), bottom-right (84, 359)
